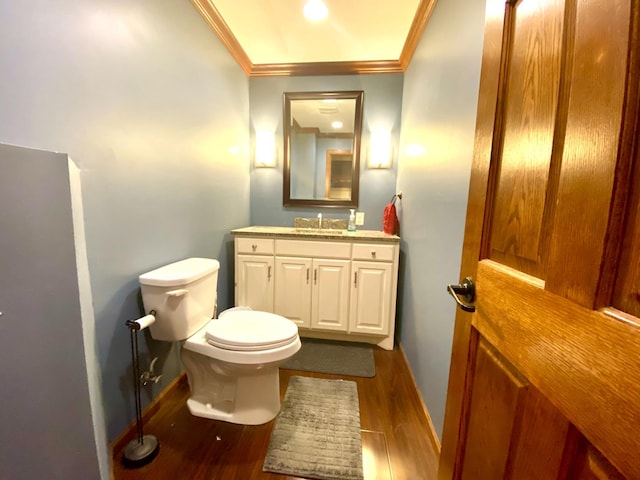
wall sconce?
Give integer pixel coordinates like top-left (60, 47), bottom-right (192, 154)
top-left (255, 130), bottom-right (276, 167)
top-left (368, 130), bottom-right (392, 168)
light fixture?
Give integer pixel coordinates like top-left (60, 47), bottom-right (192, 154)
top-left (303, 0), bottom-right (328, 22)
top-left (255, 130), bottom-right (276, 167)
top-left (331, 120), bottom-right (343, 129)
top-left (368, 130), bottom-right (392, 168)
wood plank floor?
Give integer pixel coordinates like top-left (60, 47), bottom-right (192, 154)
top-left (111, 346), bottom-right (440, 479)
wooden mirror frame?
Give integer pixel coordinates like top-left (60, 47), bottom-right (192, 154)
top-left (283, 91), bottom-right (364, 208)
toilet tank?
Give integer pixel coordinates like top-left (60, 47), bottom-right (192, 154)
top-left (139, 258), bottom-right (220, 341)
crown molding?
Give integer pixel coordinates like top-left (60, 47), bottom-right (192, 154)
top-left (400, 0), bottom-right (438, 70)
top-left (190, 0), bottom-right (253, 76)
top-left (191, 0), bottom-right (438, 77)
top-left (249, 60), bottom-right (404, 77)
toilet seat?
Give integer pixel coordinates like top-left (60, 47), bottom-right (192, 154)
top-left (205, 311), bottom-right (298, 351)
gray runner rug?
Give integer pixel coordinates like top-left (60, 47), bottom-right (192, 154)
top-left (281, 338), bottom-right (376, 377)
top-left (263, 376), bottom-right (364, 480)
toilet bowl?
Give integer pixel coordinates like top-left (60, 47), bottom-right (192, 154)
top-left (181, 310), bottom-right (300, 424)
top-left (139, 258), bottom-right (301, 425)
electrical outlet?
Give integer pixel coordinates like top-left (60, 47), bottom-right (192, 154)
top-left (355, 212), bottom-right (365, 226)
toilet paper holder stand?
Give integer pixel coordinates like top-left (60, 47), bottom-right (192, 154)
top-left (122, 310), bottom-right (160, 468)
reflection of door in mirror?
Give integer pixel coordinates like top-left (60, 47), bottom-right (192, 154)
top-left (325, 150), bottom-right (353, 199)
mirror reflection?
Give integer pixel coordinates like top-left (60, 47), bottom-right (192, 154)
top-left (283, 91), bottom-right (364, 207)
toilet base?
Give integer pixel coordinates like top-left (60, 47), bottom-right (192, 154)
top-left (181, 349), bottom-right (283, 425)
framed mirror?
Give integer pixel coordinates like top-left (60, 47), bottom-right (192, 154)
top-left (283, 91), bottom-right (364, 207)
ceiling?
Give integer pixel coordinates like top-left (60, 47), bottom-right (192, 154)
top-left (292, 97), bottom-right (356, 133)
top-left (190, 0), bottom-right (437, 76)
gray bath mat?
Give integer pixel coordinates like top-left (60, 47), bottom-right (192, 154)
top-left (281, 338), bottom-right (376, 377)
top-left (263, 376), bottom-right (364, 480)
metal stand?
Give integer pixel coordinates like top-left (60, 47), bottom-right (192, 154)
top-left (122, 315), bottom-right (160, 468)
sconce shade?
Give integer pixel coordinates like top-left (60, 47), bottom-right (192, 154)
top-left (369, 130), bottom-right (391, 168)
top-left (255, 130), bottom-right (276, 167)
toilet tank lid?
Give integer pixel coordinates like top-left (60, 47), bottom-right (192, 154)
top-left (139, 258), bottom-right (220, 287)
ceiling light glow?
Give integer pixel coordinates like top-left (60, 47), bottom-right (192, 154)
top-left (331, 121), bottom-right (343, 129)
top-left (303, 0), bottom-right (328, 22)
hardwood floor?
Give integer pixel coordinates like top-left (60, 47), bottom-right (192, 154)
top-left (111, 346), bottom-right (440, 479)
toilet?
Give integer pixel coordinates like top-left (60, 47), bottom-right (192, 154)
top-left (138, 257), bottom-right (301, 425)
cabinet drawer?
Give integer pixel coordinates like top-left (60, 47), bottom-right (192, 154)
top-left (352, 243), bottom-right (395, 262)
top-left (275, 239), bottom-right (351, 259)
top-left (236, 237), bottom-right (274, 255)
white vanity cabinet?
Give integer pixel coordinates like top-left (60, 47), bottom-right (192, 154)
top-left (232, 227), bottom-right (399, 350)
top-left (274, 240), bottom-right (351, 333)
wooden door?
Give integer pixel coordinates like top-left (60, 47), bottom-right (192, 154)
top-left (439, 0), bottom-right (640, 479)
top-left (274, 256), bottom-right (312, 327)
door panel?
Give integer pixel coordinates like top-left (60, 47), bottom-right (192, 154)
top-left (236, 254), bottom-right (274, 312)
top-left (459, 337), bottom-right (526, 480)
top-left (613, 155), bottom-right (640, 316)
top-left (311, 259), bottom-right (350, 331)
top-left (545, 0), bottom-right (632, 306)
top-left (568, 436), bottom-right (626, 479)
top-left (274, 257), bottom-right (311, 327)
top-left (505, 383), bottom-right (570, 480)
top-left (349, 261), bottom-right (392, 335)
top-left (439, 0), bottom-right (640, 478)
top-left (488, 0), bottom-right (565, 279)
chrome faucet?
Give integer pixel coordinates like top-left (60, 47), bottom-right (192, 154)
top-left (317, 212), bottom-right (322, 229)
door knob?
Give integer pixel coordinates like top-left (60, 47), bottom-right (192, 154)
top-left (447, 277), bottom-right (476, 312)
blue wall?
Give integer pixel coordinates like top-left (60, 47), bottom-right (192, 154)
top-left (397, 0), bottom-right (487, 440)
top-left (0, 0), bottom-right (250, 459)
top-left (249, 75), bottom-right (403, 230)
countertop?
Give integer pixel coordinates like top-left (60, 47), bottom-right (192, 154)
top-left (231, 226), bottom-right (400, 243)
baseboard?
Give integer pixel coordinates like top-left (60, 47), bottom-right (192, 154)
top-left (398, 344), bottom-right (442, 456)
top-left (110, 372), bottom-right (188, 461)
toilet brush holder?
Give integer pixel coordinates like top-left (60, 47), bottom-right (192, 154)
top-left (122, 312), bottom-right (160, 468)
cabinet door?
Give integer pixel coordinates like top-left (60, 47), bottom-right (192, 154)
top-left (236, 254), bottom-right (274, 312)
top-left (311, 259), bottom-right (351, 332)
top-left (274, 256), bottom-right (312, 328)
top-left (349, 261), bottom-right (392, 335)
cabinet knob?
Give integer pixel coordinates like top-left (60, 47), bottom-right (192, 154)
top-left (252, 244), bottom-right (257, 252)
top-left (371, 250), bottom-right (376, 258)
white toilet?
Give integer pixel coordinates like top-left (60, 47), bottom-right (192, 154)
top-left (138, 257), bottom-right (301, 425)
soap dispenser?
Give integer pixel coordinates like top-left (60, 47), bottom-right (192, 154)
top-left (348, 209), bottom-right (357, 232)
